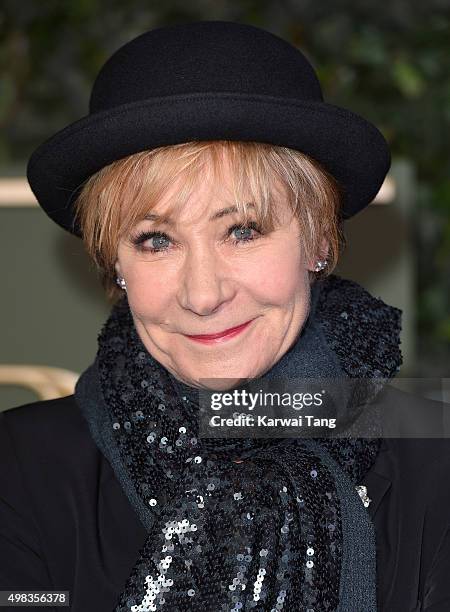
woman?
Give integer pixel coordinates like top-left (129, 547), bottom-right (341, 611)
top-left (1, 20), bottom-right (449, 612)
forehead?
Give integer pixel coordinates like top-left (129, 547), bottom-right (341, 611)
top-left (150, 164), bottom-right (239, 220)
top-left (142, 204), bottom-right (255, 225)
top-left (138, 159), bottom-right (288, 227)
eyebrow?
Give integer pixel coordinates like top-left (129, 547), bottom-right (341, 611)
top-left (142, 203), bottom-right (256, 226)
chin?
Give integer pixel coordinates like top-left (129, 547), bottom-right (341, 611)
top-left (183, 359), bottom-right (263, 390)
top-left (198, 376), bottom-right (250, 392)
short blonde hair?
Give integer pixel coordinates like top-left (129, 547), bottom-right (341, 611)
top-left (73, 140), bottom-right (346, 303)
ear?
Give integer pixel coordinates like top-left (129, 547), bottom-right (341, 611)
top-left (114, 259), bottom-right (122, 278)
top-left (306, 237), bottom-right (330, 272)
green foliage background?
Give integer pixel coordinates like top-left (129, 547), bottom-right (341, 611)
top-left (1, 0), bottom-right (449, 375)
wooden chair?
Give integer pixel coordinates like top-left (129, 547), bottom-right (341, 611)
top-left (0, 365), bottom-right (79, 402)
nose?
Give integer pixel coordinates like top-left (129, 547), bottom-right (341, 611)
top-left (178, 244), bottom-right (234, 316)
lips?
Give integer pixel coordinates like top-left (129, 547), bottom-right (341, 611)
top-left (184, 319), bottom-right (255, 344)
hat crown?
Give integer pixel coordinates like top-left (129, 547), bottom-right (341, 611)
top-left (89, 21), bottom-right (323, 114)
top-left (27, 20), bottom-right (391, 236)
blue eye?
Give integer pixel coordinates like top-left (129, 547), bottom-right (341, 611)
top-left (148, 234), bottom-right (170, 250)
top-left (230, 225), bottom-right (254, 241)
top-left (131, 221), bottom-right (262, 253)
top-left (131, 230), bottom-right (172, 253)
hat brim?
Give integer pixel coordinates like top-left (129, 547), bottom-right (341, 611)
top-left (26, 92), bottom-right (391, 238)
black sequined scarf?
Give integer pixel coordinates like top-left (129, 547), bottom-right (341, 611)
top-left (74, 274), bottom-right (402, 611)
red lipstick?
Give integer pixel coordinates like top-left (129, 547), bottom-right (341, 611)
top-left (184, 319), bottom-right (255, 344)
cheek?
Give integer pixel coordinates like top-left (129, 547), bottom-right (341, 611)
top-left (244, 247), bottom-right (305, 305)
top-left (125, 266), bottom-right (174, 319)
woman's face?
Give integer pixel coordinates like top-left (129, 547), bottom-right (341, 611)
top-left (115, 160), bottom-right (324, 390)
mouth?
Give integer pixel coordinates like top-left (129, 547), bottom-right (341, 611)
top-left (183, 318), bottom-right (256, 344)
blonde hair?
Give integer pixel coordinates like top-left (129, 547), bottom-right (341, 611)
top-left (72, 140), bottom-right (346, 303)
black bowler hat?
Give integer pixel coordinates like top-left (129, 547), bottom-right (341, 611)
top-left (27, 20), bottom-right (391, 238)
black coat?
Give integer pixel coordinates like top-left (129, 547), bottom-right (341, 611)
top-left (1, 387), bottom-right (449, 612)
